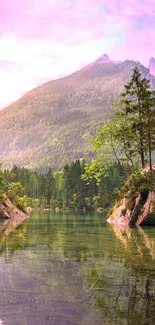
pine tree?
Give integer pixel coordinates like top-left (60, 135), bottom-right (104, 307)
top-left (45, 168), bottom-right (55, 206)
top-left (120, 66), bottom-right (155, 168)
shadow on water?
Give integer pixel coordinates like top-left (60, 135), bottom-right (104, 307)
top-left (0, 211), bottom-right (154, 324)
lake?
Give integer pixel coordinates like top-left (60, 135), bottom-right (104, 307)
top-left (0, 211), bottom-right (155, 325)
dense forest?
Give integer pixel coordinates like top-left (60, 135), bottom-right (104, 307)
top-left (0, 160), bottom-right (126, 212)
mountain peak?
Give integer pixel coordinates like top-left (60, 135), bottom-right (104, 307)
top-left (95, 54), bottom-right (110, 63)
top-left (148, 57), bottom-right (155, 76)
top-left (82, 53), bottom-right (110, 71)
top-left (149, 57), bottom-right (155, 63)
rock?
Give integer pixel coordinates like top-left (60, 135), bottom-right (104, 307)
top-left (0, 194), bottom-right (29, 220)
top-left (135, 191), bottom-right (155, 226)
top-left (149, 57), bottom-right (155, 76)
top-left (27, 206), bottom-right (33, 213)
top-left (108, 167), bottom-right (155, 227)
top-left (107, 191), bottom-right (155, 227)
top-left (107, 198), bottom-right (131, 226)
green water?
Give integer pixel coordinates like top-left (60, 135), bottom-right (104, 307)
top-left (0, 211), bottom-right (155, 325)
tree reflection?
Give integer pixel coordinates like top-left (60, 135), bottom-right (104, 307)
top-left (0, 217), bottom-right (28, 262)
top-left (82, 225), bottom-right (155, 325)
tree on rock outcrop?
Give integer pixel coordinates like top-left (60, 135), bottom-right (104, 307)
top-left (93, 67), bottom-right (155, 170)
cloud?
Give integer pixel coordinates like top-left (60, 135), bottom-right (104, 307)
top-left (0, 0), bottom-right (155, 41)
top-left (0, 0), bottom-right (155, 108)
top-left (0, 0), bottom-right (130, 42)
top-left (0, 36), bottom-right (117, 108)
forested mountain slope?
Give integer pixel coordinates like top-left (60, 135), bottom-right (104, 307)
top-left (0, 55), bottom-right (155, 171)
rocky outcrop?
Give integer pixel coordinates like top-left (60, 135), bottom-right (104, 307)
top-left (107, 198), bottom-right (131, 227)
top-left (135, 191), bottom-right (155, 226)
top-left (107, 191), bottom-right (155, 227)
top-left (0, 194), bottom-right (28, 221)
top-left (149, 57), bottom-right (155, 76)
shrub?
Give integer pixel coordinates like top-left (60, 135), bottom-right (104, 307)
top-left (7, 182), bottom-right (27, 213)
top-left (118, 169), bottom-right (155, 209)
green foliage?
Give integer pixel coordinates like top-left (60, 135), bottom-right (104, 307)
top-left (118, 169), bottom-right (155, 210)
top-left (7, 182), bottom-right (27, 213)
top-left (88, 67), bottom-right (155, 216)
top-left (0, 164), bottom-right (6, 203)
top-left (119, 67), bottom-right (155, 169)
top-left (83, 161), bottom-right (126, 209)
top-left (16, 195), bottom-right (28, 213)
top-left (93, 67), bottom-right (155, 171)
top-left (2, 161), bottom-right (125, 211)
top-left (121, 208), bottom-right (127, 216)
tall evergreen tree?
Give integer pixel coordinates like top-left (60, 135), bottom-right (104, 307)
top-left (120, 67), bottom-right (155, 168)
top-left (46, 168), bottom-right (54, 206)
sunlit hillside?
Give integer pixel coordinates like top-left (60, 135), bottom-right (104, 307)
top-left (0, 56), bottom-right (155, 171)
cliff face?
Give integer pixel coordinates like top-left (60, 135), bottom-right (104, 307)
top-left (107, 191), bottom-right (155, 227)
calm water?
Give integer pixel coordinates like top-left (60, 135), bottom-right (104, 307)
top-left (0, 212), bottom-right (155, 325)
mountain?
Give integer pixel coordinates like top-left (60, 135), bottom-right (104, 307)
top-left (0, 55), bottom-right (155, 171)
top-left (149, 57), bottom-right (155, 76)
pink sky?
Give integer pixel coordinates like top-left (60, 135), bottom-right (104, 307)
top-left (0, 0), bottom-right (155, 108)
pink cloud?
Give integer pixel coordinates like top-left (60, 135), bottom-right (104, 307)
top-left (0, 1), bottom-right (134, 39)
top-left (0, 0), bottom-right (155, 108)
top-left (0, 0), bottom-right (155, 45)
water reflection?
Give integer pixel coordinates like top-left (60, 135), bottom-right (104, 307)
top-left (109, 224), bottom-right (155, 267)
top-left (0, 217), bottom-right (28, 237)
top-left (82, 224), bottom-right (155, 325)
top-left (0, 217), bottom-right (28, 263)
top-left (0, 212), bottom-right (154, 325)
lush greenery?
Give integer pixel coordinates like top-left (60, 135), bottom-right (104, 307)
top-left (83, 67), bottom-right (155, 216)
top-left (0, 164), bottom-right (5, 203)
top-left (1, 160), bottom-right (126, 211)
top-left (91, 67), bottom-right (155, 172)
top-left (0, 164), bottom-right (27, 212)
top-left (118, 169), bottom-right (155, 210)
top-left (7, 181), bottom-right (27, 213)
